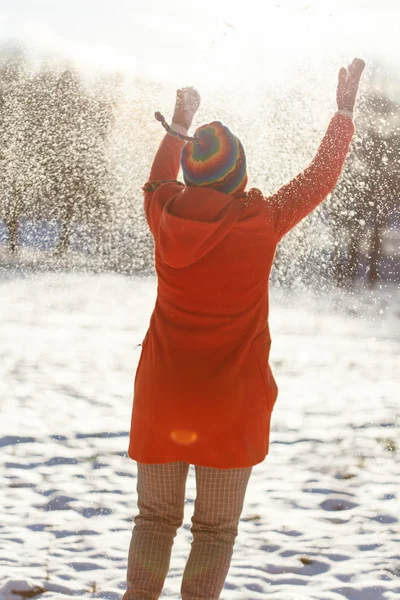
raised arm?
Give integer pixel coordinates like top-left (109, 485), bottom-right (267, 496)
top-left (147, 87), bottom-right (201, 183)
top-left (269, 58), bottom-right (365, 241)
top-left (144, 88), bottom-right (200, 223)
top-left (148, 134), bottom-right (186, 183)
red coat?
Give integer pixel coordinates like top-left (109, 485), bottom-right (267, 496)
top-left (128, 114), bottom-right (354, 468)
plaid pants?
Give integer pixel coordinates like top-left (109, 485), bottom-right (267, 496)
top-left (123, 462), bottom-right (252, 600)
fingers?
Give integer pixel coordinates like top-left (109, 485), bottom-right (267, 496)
top-left (349, 58), bottom-right (366, 74)
top-left (173, 87), bottom-right (201, 130)
top-left (181, 86), bottom-right (200, 97)
top-left (176, 87), bottom-right (199, 98)
top-left (337, 58), bottom-right (365, 111)
top-left (339, 59), bottom-right (365, 89)
top-left (182, 87), bottom-right (201, 112)
top-left (347, 58), bottom-right (365, 87)
top-left (176, 89), bottom-right (184, 108)
top-left (175, 87), bottom-right (201, 119)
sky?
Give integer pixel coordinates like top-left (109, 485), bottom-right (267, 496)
top-left (0, 0), bottom-right (400, 89)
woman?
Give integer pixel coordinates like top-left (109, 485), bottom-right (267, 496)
top-left (124, 58), bottom-right (365, 600)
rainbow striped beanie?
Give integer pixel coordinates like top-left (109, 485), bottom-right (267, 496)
top-left (181, 121), bottom-right (247, 197)
top-left (154, 112), bottom-right (247, 197)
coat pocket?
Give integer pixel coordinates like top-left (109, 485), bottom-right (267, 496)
top-left (138, 332), bottom-right (149, 348)
top-left (251, 327), bottom-right (278, 411)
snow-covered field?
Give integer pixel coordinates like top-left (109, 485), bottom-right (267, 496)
top-left (0, 273), bottom-right (399, 600)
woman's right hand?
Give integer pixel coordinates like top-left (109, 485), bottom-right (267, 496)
top-left (172, 87), bottom-right (201, 130)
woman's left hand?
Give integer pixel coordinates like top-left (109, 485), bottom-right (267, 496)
top-left (337, 58), bottom-right (365, 113)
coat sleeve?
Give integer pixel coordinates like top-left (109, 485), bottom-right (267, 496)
top-left (144, 134), bottom-right (186, 225)
top-left (149, 134), bottom-right (186, 182)
top-left (268, 113), bottom-right (355, 241)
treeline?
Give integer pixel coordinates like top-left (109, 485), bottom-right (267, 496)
top-left (328, 87), bottom-right (400, 286)
top-left (0, 46), bottom-right (119, 255)
top-left (0, 45), bottom-right (399, 286)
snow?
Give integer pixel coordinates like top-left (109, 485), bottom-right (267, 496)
top-left (0, 273), bottom-right (399, 600)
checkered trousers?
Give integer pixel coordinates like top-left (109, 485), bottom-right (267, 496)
top-left (123, 461), bottom-right (252, 600)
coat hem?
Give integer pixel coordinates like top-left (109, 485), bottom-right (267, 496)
top-left (127, 447), bottom-right (268, 469)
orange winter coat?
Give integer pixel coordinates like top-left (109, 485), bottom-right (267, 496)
top-left (128, 113), bottom-right (354, 468)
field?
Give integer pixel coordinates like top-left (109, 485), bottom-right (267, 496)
top-left (0, 273), bottom-right (399, 600)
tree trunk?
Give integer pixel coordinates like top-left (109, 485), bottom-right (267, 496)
top-left (7, 215), bottom-right (19, 254)
top-left (348, 229), bottom-right (360, 285)
top-left (57, 207), bottom-right (74, 255)
top-left (368, 209), bottom-right (382, 286)
top-left (331, 228), bottom-right (349, 288)
top-left (332, 242), bottom-right (346, 287)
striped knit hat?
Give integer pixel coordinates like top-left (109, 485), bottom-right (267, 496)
top-left (155, 113), bottom-right (247, 198)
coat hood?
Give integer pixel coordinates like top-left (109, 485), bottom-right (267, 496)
top-left (157, 186), bottom-right (244, 269)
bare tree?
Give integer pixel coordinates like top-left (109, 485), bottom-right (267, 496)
top-left (31, 66), bottom-right (115, 254)
top-left (328, 80), bottom-right (400, 287)
top-left (0, 52), bottom-right (115, 256)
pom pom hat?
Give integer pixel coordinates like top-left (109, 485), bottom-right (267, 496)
top-left (155, 112), bottom-right (247, 198)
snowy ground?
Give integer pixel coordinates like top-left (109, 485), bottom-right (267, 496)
top-left (0, 272), bottom-right (399, 600)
